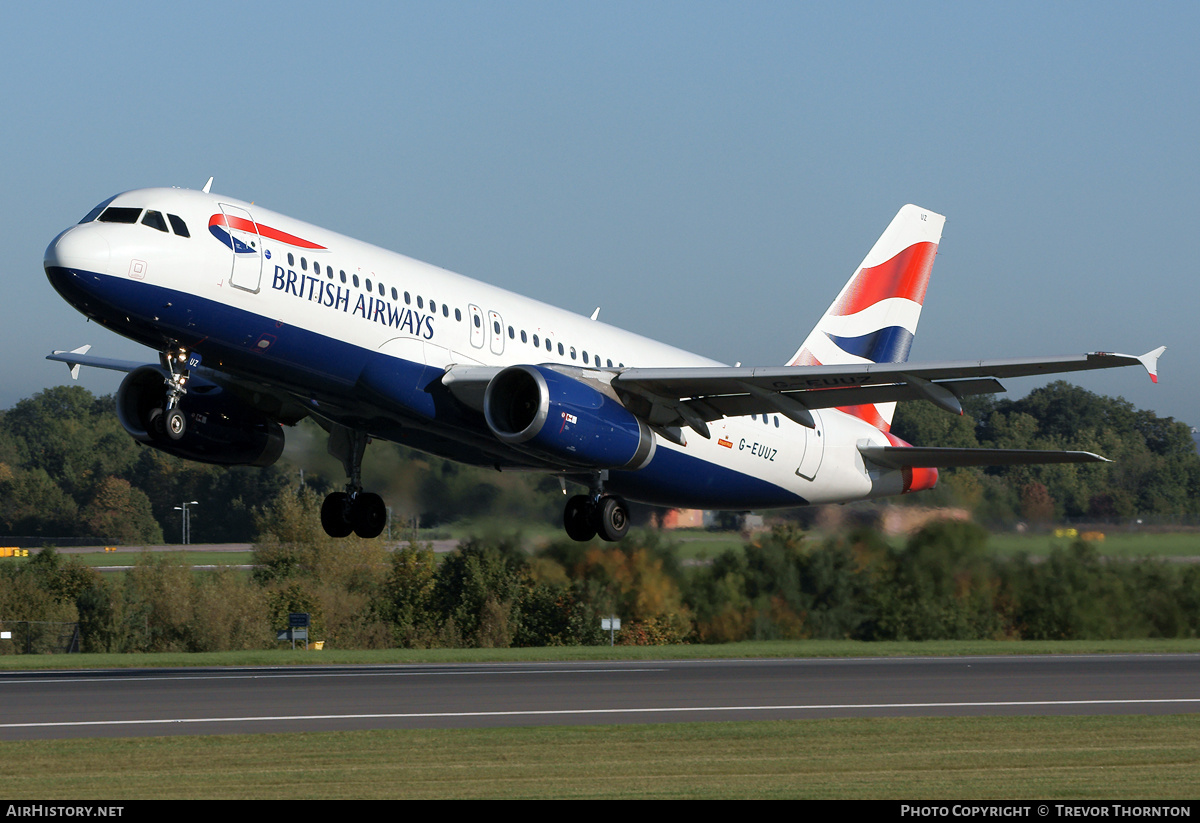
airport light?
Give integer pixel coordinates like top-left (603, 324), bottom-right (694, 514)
top-left (173, 500), bottom-right (199, 545)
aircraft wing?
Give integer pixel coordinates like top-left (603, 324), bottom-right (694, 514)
top-left (47, 346), bottom-right (146, 379)
top-left (441, 348), bottom-right (1163, 442)
top-left (610, 348), bottom-right (1165, 435)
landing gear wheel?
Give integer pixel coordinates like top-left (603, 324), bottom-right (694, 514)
top-left (564, 495), bottom-right (596, 542)
top-left (148, 407), bottom-right (167, 439)
top-left (321, 492), bottom-right (354, 538)
top-left (350, 492), bottom-right (387, 539)
top-left (164, 408), bottom-right (186, 441)
top-left (596, 496), bottom-right (630, 542)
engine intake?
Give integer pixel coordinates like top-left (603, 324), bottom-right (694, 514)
top-left (116, 366), bottom-right (285, 467)
top-left (483, 365), bottom-right (655, 470)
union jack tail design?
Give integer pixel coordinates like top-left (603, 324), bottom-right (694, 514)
top-left (787, 204), bottom-right (946, 432)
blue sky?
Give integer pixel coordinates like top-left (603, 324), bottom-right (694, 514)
top-left (4, 2), bottom-right (1196, 429)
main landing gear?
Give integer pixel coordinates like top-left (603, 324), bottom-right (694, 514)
top-left (148, 346), bottom-right (193, 442)
top-left (563, 492), bottom-right (631, 543)
top-left (320, 490), bottom-right (387, 539)
top-left (319, 425), bottom-right (387, 539)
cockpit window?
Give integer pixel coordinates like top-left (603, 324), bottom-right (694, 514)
top-left (142, 210), bottom-right (168, 233)
top-left (168, 214), bottom-right (189, 237)
top-left (79, 196), bottom-right (118, 224)
top-left (98, 207), bottom-right (143, 224)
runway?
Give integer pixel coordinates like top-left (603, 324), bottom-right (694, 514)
top-left (1, 654), bottom-right (1197, 740)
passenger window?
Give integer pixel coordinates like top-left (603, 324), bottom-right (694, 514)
top-left (141, 211), bottom-right (168, 232)
top-left (443, 304), bottom-right (449, 317)
top-left (417, 296), bottom-right (423, 309)
top-left (607, 359), bottom-right (613, 368)
top-left (391, 287), bottom-right (398, 300)
top-left (533, 334), bottom-right (539, 347)
top-left (520, 330), bottom-right (527, 343)
top-left (557, 343), bottom-right (564, 356)
top-left (455, 308), bottom-right (461, 321)
top-left (405, 292), bottom-right (411, 305)
top-left (508, 326), bottom-right (514, 339)
top-left (340, 271), bottom-right (347, 284)
top-left (167, 214), bottom-right (190, 237)
top-left (366, 279), bottom-right (373, 291)
top-left (353, 274), bottom-right (360, 288)
top-left (301, 258), bottom-right (308, 271)
top-left (288, 253), bottom-right (295, 266)
top-left (98, 207), bottom-right (142, 224)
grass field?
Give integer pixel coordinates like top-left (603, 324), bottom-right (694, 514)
top-left (2, 715), bottom-right (1197, 799)
top-left (2, 638), bottom-right (1199, 671)
top-left (4, 527), bottom-right (1197, 798)
top-left (985, 530), bottom-right (1200, 558)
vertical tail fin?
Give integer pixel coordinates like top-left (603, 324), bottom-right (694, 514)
top-left (787, 204), bottom-right (946, 431)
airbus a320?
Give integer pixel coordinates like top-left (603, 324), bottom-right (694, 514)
top-left (44, 182), bottom-right (1164, 541)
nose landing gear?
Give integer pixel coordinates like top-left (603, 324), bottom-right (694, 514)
top-left (147, 346), bottom-right (194, 442)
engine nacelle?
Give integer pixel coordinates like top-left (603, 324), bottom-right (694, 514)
top-left (483, 365), bottom-right (655, 470)
top-left (116, 366), bottom-right (286, 467)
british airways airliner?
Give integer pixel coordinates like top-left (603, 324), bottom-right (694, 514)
top-left (44, 182), bottom-right (1164, 541)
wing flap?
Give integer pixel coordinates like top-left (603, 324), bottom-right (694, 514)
top-left (678, 377), bottom-right (1004, 422)
top-left (858, 445), bottom-right (1109, 469)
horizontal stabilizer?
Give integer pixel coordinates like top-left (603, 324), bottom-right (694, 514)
top-left (858, 445), bottom-right (1109, 469)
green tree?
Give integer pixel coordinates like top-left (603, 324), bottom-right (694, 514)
top-left (81, 476), bottom-right (163, 544)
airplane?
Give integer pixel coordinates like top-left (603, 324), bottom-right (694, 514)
top-left (44, 183), bottom-right (1164, 542)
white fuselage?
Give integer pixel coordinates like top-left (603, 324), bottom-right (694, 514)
top-left (45, 187), bottom-right (903, 511)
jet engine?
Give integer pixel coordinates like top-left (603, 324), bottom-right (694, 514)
top-left (116, 366), bottom-right (285, 467)
top-left (483, 365), bottom-right (655, 470)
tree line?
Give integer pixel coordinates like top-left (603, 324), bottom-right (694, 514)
top-left (3, 510), bottom-right (1199, 653)
top-left (1, 380), bottom-right (1197, 544)
top-left (890, 381), bottom-right (1200, 524)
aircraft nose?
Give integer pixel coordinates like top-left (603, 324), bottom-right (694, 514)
top-left (44, 224), bottom-right (111, 275)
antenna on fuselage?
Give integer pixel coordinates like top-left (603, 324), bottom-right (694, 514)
top-left (590, 307), bottom-right (600, 320)
top-left (202, 177), bottom-right (213, 194)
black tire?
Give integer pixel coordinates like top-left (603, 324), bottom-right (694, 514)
top-left (165, 408), bottom-right (186, 441)
top-left (563, 494), bottom-right (596, 542)
top-left (147, 407), bottom-right (167, 440)
top-left (596, 496), bottom-right (630, 542)
top-left (350, 492), bottom-right (387, 539)
top-left (320, 492), bottom-right (354, 538)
